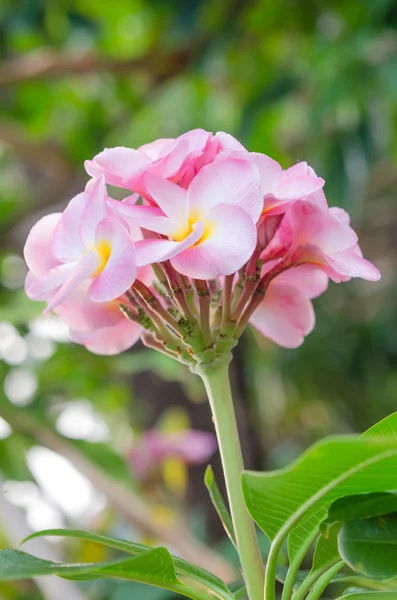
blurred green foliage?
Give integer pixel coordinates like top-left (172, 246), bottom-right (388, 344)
top-left (0, 0), bottom-right (397, 598)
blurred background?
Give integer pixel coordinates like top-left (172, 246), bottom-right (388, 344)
top-left (0, 0), bottom-right (396, 598)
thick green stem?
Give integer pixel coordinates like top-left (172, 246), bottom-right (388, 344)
top-left (292, 559), bottom-right (341, 600)
top-left (265, 540), bottom-right (282, 600)
top-left (304, 561), bottom-right (344, 600)
top-left (199, 361), bottom-right (265, 600)
top-left (281, 528), bottom-right (319, 600)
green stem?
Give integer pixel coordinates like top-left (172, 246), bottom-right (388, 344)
top-left (281, 529), bottom-right (319, 600)
top-left (292, 559), bottom-right (341, 600)
top-left (265, 540), bottom-right (282, 600)
top-left (304, 561), bottom-right (344, 600)
top-left (221, 274), bottom-right (234, 331)
top-left (199, 361), bottom-right (265, 600)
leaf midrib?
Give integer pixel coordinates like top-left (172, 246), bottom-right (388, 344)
top-left (270, 445), bottom-right (397, 548)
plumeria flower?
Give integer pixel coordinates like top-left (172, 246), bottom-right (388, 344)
top-left (250, 265), bottom-right (329, 348)
top-left (215, 132), bottom-right (325, 215)
top-left (262, 200), bottom-right (381, 282)
top-left (112, 157), bottom-right (263, 279)
top-left (55, 285), bottom-right (141, 355)
top-left (129, 429), bottom-right (217, 481)
top-left (24, 177), bottom-right (137, 313)
top-left (85, 129), bottom-right (220, 198)
top-left (54, 267), bottom-right (152, 355)
top-left (23, 129), bottom-right (380, 358)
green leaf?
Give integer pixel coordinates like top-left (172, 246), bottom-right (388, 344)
top-left (288, 411), bottom-right (397, 562)
top-left (321, 492), bottom-right (397, 536)
top-left (0, 548), bottom-right (177, 583)
top-left (204, 466), bottom-right (237, 548)
top-left (243, 436), bottom-right (397, 554)
top-left (336, 594), bottom-right (397, 599)
top-left (360, 412), bottom-right (397, 438)
top-left (0, 547), bottom-right (217, 599)
top-left (311, 524), bottom-right (340, 574)
top-left (338, 514), bottom-right (397, 579)
top-left (23, 529), bottom-right (234, 600)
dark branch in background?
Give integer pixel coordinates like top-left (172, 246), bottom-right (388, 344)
top-left (0, 42), bottom-right (206, 87)
top-left (0, 38), bottom-right (211, 252)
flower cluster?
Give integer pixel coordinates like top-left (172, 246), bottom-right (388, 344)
top-left (24, 129), bottom-right (380, 359)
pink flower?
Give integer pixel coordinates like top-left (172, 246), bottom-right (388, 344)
top-left (24, 177), bottom-right (137, 313)
top-left (23, 129), bottom-right (381, 357)
top-left (262, 199), bottom-right (381, 283)
top-left (85, 129), bottom-right (220, 199)
top-left (54, 265), bottom-right (153, 355)
top-left (55, 285), bottom-right (141, 355)
top-left (250, 265), bottom-right (329, 348)
top-left (113, 157), bottom-right (263, 279)
top-left (129, 429), bottom-right (217, 481)
top-left (216, 132), bottom-right (325, 215)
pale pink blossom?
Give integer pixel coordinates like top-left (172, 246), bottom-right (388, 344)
top-left (85, 129), bottom-right (220, 199)
top-left (250, 265), bottom-right (329, 348)
top-left (54, 266), bottom-right (152, 355)
top-left (216, 132), bottom-right (325, 215)
top-left (24, 177), bottom-right (137, 313)
top-left (262, 199), bottom-right (380, 282)
top-left (112, 157), bottom-right (263, 279)
top-left (56, 287), bottom-right (141, 355)
top-left (129, 429), bottom-right (217, 481)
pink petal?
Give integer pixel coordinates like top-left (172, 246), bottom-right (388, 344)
top-left (45, 253), bottom-right (100, 313)
top-left (52, 194), bottom-right (86, 262)
top-left (88, 218), bottom-right (137, 302)
top-left (26, 262), bottom-right (76, 301)
top-left (170, 204), bottom-right (257, 279)
top-left (143, 173), bottom-right (188, 221)
top-left (281, 161), bottom-right (313, 177)
top-left (329, 206), bottom-right (351, 225)
top-left (70, 318), bottom-right (141, 355)
top-left (250, 283), bottom-right (315, 348)
top-left (79, 176), bottom-right (108, 248)
top-left (289, 201), bottom-right (358, 255)
top-left (178, 128), bottom-right (212, 153)
top-left (85, 147), bottom-right (151, 188)
top-left (326, 248), bottom-right (381, 282)
top-left (143, 139), bottom-right (190, 181)
top-left (55, 284), bottom-right (122, 331)
top-left (139, 138), bottom-right (174, 159)
top-left (216, 131), bottom-right (247, 152)
top-left (250, 152), bottom-right (282, 191)
top-left (273, 265), bottom-right (329, 299)
top-left (110, 199), bottom-right (179, 237)
top-left (135, 222), bottom-right (205, 266)
top-left (24, 213), bottom-right (61, 276)
top-left (188, 158), bottom-right (263, 222)
top-left (275, 174), bottom-right (325, 200)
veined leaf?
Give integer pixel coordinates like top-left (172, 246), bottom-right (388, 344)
top-left (23, 528), bottom-right (233, 600)
top-left (0, 547), bottom-right (222, 599)
top-left (338, 514), bottom-right (397, 579)
top-left (361, 412), bottom-right (397, 438)
top-left (204, 466), bottom-right (237, 548)
top-left (243, 436), bottom-right (397, 556)
top-left (336, 594), bottom-right (397, 599)
top-left (311, 524), bottom-right (340, 574)
top-left (321, 492), bottom-right (397, 536)
top-left (287, 412), bottom-right (397, 562)
top-left (0, 548), bottom-right (177, 584)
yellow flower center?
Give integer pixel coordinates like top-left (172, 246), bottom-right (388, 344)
top-left (93, 240), bottom-right (111, 275)
top-left (171, 216), bottom-right (214, 246)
